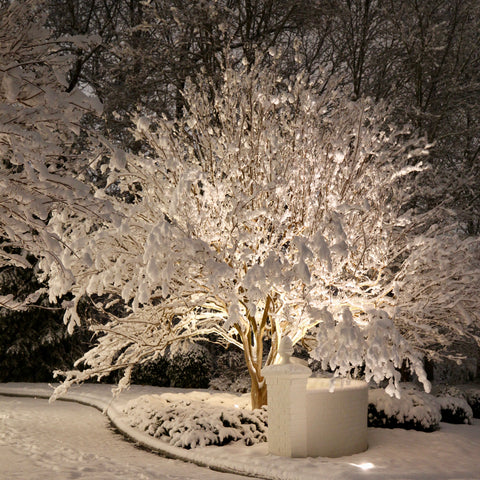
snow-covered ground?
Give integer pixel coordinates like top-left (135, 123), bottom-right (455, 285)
top-left (1, 383), bottom-right (480, 480)
top-left (0, 395), bottom-right (248, 480)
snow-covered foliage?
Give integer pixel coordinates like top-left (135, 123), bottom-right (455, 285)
top-left (47, 60), bottom-right (436, 407)
top-left (123, 392), bottom-right (267, 448)
top-left (393, 229), bottom-right (480, 361)
top-left (460, 385), bottom-right (480, 418)
top-left (0, 0), bottom-right (109, 310)
top-left (312, 308), bottom-right (429, 397)
top-left (430, 384), bottom-right (473, 424)
top-left (435, 395), bottom-right (473, 425)
top-left (433, 384), bottom-right (468, 400)
top-left (369, 383), bottom-right (478, 429)
top-left (368, 386), bottom-right (442, 432)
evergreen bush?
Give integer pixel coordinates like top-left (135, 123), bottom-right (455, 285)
top-left (436, 395), bottom-right (473, 424)
top-left (461, 386), bottom-right (480, 418)
top-left (0, 266), bottom-right (90, 382)
top-left (433, 385), bottom-right (473, 424)
top-left (131, 356), bottom-right (170, 387)
top-left (368, 386), bottom-right (441, 432)
top-left (166, 348), bottom-right (212, 389)
top-left (130, 346), bottom-right (212, 389)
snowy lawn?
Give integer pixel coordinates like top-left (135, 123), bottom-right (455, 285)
top-left (1, 383), bottom-right (480, 480)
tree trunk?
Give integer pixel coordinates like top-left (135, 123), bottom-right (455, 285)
top-left (250, 375), bottom-right (268, 410)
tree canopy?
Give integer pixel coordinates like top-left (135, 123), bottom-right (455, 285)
top-left (0, 0), bottom-right (110, 309)
top-left (45, 64), bottom-right (436, 407)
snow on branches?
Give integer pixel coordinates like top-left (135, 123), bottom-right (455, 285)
top-left (0, 0), bottom-right (108, 305)
top-left (394, 226), bottom-right (480, 361)
top-left (49, 62), bottom-right (435, 407)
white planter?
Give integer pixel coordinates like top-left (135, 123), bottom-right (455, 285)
top-left (305, 378), bottom-right (368, 458)
top-left (263, 338), bottom-right (368, 458)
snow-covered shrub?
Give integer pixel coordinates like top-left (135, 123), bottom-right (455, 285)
top-left (435, 395), bottom-right (473, 424)
top-left (461, 386), bottom-right (480, 418)
top-left (432, 384), bottom-right (475, 423)
top-left (433, 384), bottom-right (467, 399)
top-left (368, 386), bottom-right (441, 431)
top-left (123, 392), bottom-right (267, 448)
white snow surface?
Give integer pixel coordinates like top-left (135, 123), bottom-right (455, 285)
top-left (1, 383), bottom-right (480, 480)
top-left (0, 396), bottom-right (244, 480)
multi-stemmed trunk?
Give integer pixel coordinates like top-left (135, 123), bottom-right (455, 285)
top-left (236, 295), bottom-right (277, 410)
top-left (250, 373), bottom-right (268, 410)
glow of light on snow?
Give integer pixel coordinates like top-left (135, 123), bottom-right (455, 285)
top-left (349, 462), bottom-right (375, 470)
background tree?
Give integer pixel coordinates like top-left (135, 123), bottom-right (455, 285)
top-left (0, 0), bottom-right (112, 307)
top-left (332, 0), bottom-right (480, 234)
top-left (0, 263), bottom-right (91, 382)
top-left (0, 0), bottom-right (115, 381)
top-left (44, 0), bottom-right (330, 134)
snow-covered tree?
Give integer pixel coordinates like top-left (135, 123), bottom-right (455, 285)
top-left (45, 60), bottom-right (438, 408)
top-left (393, 226), bottom-right (480, 363)
top-left (0, 0), bottom-right (109, 309)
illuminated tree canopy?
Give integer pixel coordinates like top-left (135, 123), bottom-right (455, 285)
top-left (0, 0), bottom-right (108, 309)
top-left (46, 64), bottom-right (435, 408)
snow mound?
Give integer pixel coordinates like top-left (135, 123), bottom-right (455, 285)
top-left (123, 391), bottom-right (267, 449)
top-left (368, 386), bottom-right (441, 431)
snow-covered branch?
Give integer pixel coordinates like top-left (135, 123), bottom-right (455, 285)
top-left (0, 0), bottom-right (109, 284)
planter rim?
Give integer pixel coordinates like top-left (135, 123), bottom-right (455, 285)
top-left (306, 377), bottom-right (368, 392)
top-left (263, 363), bottom-right (312, 378)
